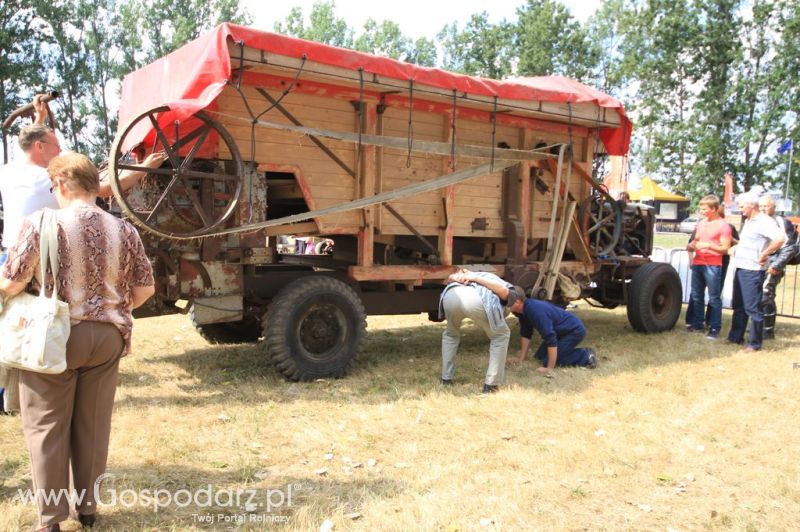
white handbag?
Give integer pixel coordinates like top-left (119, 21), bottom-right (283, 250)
top-left (0, 209), bottom-right (71, 374)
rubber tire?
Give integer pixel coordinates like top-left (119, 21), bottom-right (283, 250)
top-left (264, 276), bottom-right (366, 381)
top-left (626, 262), bottom-right (682, 333)
top-left (191, 306), bottom-right (262, 344)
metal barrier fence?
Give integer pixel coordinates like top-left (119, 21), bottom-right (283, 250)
top-left (653, 247), bottom-right (800, 319)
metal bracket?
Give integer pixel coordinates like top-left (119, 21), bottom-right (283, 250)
top-left (471, 218), bottom-right (488, 231)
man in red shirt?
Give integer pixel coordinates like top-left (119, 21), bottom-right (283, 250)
top-left (686, 195), bottom-right (732, 339)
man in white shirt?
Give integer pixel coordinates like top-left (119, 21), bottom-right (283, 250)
top-left (0, 96), bottom-right (60, 413)
top-left (727, 192), bottom-right (785, 351)
top-left (0, 124), bottom-right (62, 252)
top-left (1, 96), bottom-right (165, 259)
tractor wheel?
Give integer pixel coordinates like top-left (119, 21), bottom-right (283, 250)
top-left (190, 307), bottom-right (262, 344)
top-left (626, 262), bottom-right (682, 333)
top-left (264, 276), bottom-right (366, 381)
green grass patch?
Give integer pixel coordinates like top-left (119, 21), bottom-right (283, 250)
top-left (654, 232), bottom-right (689, 249)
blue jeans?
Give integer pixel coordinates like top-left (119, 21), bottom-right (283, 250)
top-left (728, 268), bottom-right (766, 349)
top-left (685, 299), bottom-right (711, 327)
top-left (533, 322), bottom-right (590, 367)
top-left (689, 265), bottom-right (722, 332)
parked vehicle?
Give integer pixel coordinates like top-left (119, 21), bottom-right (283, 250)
top-left (678, 214), bottom-right (701, 234)
top-left (103, 24), bottom-right (683, 380)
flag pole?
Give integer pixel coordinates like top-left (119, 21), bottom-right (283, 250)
top-left (785, 140), bottom-right (794, 203)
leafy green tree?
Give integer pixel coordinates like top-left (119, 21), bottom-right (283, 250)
top-left (115, 0), bottom-right (251, 73)
top-left (437, 13), bottom-right (514, 78)
top-left (610, 0), bottom-right (705, 196)
top-left (690, 0), bottom-right (741, 195)
top-left (275, 2), bottom-right (434, 66)
top-left (34, 0), bottom-right (94, 154)
top-left (0, 0), bottom-right (48, 160)
top-left (82, 0), bottom-right (123, 157)
top-left (584, 0), bottom-right (638, 178)
top-left (515, 0), bottom-right (596, 81)
top-left (730, 0), bottom-right (799, 197)
top-left (585, 0), bottom-right (636, 94)
top-left (355, 19), bottom-right (407, 58)
top-left (274, 1), bottom-right (353, 48)
top-left (354, 19), bottom-right (437, 66)
top-left (81, 0), bottom-right (249, 159)
top-left (406, 37), bottom-right (437, 67)
top-left (609, 0), bottom-right (798, 206)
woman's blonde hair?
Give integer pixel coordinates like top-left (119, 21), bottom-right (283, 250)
top-left (48, 152), bottom-right (99, 194)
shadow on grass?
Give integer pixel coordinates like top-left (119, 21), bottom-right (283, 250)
top-left (3, 462), bottom-right (405, 530)
top-left (117, 305), bottom-right (800, 407)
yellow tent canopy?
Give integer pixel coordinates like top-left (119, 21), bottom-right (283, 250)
top-left (628, 177), bottom-right (688, 202)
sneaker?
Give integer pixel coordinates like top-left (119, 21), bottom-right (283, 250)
top-left (481, 384), bottom-right (499, 394)
top-left (586, 348), bottom-right (597, 369)
top-left (705, 330), bottom-right (719, 340)
top-left (686, 325), bottom-right (704, 333)
top-left (441, 378), bottom-right (454, 386)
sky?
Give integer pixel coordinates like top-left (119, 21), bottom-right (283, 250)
top-left (240, 0), bottom-right (602, 40)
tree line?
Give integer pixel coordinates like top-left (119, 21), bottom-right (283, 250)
top-left (1, 0), bottom-right (251, 161)
top-left (2, 0), bottom-right (798, 205)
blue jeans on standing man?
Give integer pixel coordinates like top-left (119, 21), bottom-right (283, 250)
top-left (689, 264), bottom-right (722, 332)
top-left (728, 268), bottom-right (766, 350)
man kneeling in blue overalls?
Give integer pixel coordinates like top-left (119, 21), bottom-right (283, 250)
top-left (508, 296), bottom-right (597, 374)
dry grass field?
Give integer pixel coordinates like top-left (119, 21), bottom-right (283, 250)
top-left (1, 305), bottom-right (799, 531)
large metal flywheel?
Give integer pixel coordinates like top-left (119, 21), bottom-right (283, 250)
top-left (578, 188), bottom-right (622, 256)
top-left (109, 106), bottom-right (244, 238)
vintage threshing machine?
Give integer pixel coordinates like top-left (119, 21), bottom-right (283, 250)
top-left (108, 24), bottom-right (683, 380)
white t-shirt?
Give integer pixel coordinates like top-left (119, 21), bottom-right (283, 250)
top-left (0, 159), bottom-right (59, 249)
top-left (732, 213), bottom-right (785, 271)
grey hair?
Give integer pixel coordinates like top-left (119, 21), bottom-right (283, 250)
top-left (758, 195), bottom-right (775, 205)
top-left (736, 192), bottom-right (759, 206)
top-left (18, 124), bottom-right (53, 151)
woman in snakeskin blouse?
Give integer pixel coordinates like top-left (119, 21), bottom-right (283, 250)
top-left (0, 152), bottom-right (155, 531)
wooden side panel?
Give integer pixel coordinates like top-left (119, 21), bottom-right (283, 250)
top-left (214, 82), bottom-right (596, 243)
top-left (216, 85), bottom-right (361, 232)
top-left (379, 106), bottom-right (450, 234)
top-left (379, 108), bottom-right (517, 237)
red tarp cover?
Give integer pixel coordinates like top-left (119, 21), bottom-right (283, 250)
top-left (119, 23), bottom-right (631, 155)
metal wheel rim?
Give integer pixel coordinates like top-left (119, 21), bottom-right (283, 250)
top-left (295, 303), bottom-right (349, 361)
top-left (580, 191), bottom-right (622, 256)
top-left (108, 106), bottom-right (243, 238)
